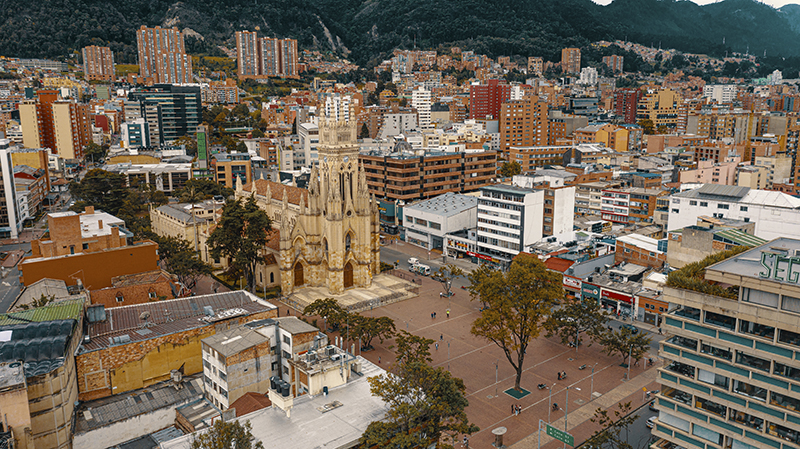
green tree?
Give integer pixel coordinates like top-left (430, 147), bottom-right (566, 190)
top-left (432, 263), bottom-right (463, 298)
top-left (585, 401), bottom-right (647, 449)
top-left (499, 161), bottom-right (522, 178)
top-left (468, 255), bottom-right (562, 391)
top-left (600, 326), bottom-right (653, 365)
top-left (544, 298), bottom-right (608, 349)
top-left (190, 419), bottom-right (263, 449)
top-left (303, 298), bottom-right (348, 331)
top-left (207, 196), bottom-right (273, 292)
top-left (156, 236), bottom-right (212, 288)
top-left (251, 128), bottom-right (265, 138)
top-left (392, 330), bottom-right (433, 365)
top-left (359, 123), bottom-right (370, 139)
top-left (69, 169), bottom-right (129, 216)
top-left (235, 141), bottom-right (247, 153)
top-left (176, 179), bottom-right (234, 200)
top-left (84, 142), bottom-right (107, 164)
top-left (180, 184), bottom-right (210, 251)
top-left (345, 315), bottom-right (396, 350)
top-left (363, 331), bottom-right (477, 449)
top-left (174, 135), bottom-right (198, 157)
top-left (637, 119), bottom-right (655, 135)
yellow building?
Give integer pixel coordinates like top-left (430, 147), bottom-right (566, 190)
top-left (149, 201), bottom-right (221, 248)
top-left (636, 88), bottom-right (682, 131)
top-left (595, 124), bottom-right (632, 152)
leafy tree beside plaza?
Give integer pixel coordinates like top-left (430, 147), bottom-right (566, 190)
top-left (600, 326), bottom-right (653, 365)
top-left (190, 419), bottom-right (263, 449)
top-left (362, 331), bottom-right (477, 449)
top-left (432, 263), bottom-right (463, 298)
top-left (207, 196), bottom-right (272, 292)
top-left (176, 179), bottom-right (234, 200)
top-left (468, 255), bottom-right (562, 391)
top-left (304, 298), bottom-right (348, 331)
top-left (544, 298), bottom-right (609, 349)
top-left (303, 298), bottom-right (395, 350)
top-left (156, 236), bottom-right (212, 288)
top-left (585, 401), bottom-right (646, 449)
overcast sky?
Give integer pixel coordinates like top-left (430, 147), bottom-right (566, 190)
top-left (592, 0), bottom-right (798, 6)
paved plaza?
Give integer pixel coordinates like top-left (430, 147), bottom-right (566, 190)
top-left (279, 270), bottom-right (663, 449)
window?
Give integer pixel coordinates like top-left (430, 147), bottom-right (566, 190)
top-left (698, 368), bottom-right (729, 388)
top-left (766, 421), bottom-right (800, 444)
top-left (742, 288), bottom-right (778, 308)
top-left (733, 380), bottom-right (767, 401)
top-left (283, 366), bottom-right (289, 375)
top-left (672, 208), bottom-right (679, 213)
top-left (282, 350), bottom-right (291, 359)
top-left (778, 328), bottom-right (800, 347)
top-left (82, 243), bottom-right (88, 250)
top-left (689, 200), bottom-right (697, 205)
top-left (736, 351), bottom-right (770, 372)
top-left (116, 293), bottom-right (124, 303)
top-left (774, 362), bottom-right (800, 382)
top-left (270, 272), bottom-right (274, 283)
top-left (717, 204), bottom-right (729, 209)
top-left (429, 222), bottom-right (441, 231)
top-left (695, 397), bottom-right (726, 417)
top-left (781, 295), bottom-right (800, 313)
top-left (219, 370), bottom-right (227, 382)
top-left (771, 391), bottom-right (800, 413)
top-left (148, 292), bottom-right (157, 299)
top-left (668, 335), bottom-right (697, 350)
top-left (675, 306), bottom-right (700, 321)
top-left (700, 202), bottom-right (708, 207)
top-left (730, 408), bottom-right (764, 431)
top-left (663, 386), bottom-right (692, 404)
top-left (704, 311), bottom-right (735, 330)
top-left (740, 206), bottom-right (748, 211)
top-left (700, 343), bottom-right (732, 361)
top-left (738, 319), bottom-right (775, 339)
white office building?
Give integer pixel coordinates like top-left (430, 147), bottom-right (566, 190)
top-left (0, 140), bottom-right (20, 239)
top-left (298, 123), bottom-right (319, 167)
top-left (323, 94), bottom-right (351, 123)
top-left (579, 67), bottom-right (598, 85)
top-left (703, 84), bottom-right (738, 104)
top-left (403, 193), bottom-right (478, 251)
top-left (412, 87), bottom-right (432, 129)
top-left (477, 184), bottom-right (544, 268)
top-left (667, 184), bottom-right (800, 240)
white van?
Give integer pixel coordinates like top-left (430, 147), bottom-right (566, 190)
top-left (408, 257), bottom-right (419, 266)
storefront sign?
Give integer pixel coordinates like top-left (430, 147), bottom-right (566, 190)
top-left (759, 251), bottom-right (800, 283)
top-left (467, 251), bottom-right (496, 263)
top-left (563, 276), bottom-right (582, 290)
top-left (582, 283), bottom-right (600, 299)
top-left (601, 289), bottom-right (633, 304)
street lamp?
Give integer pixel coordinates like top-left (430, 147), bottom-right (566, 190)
top-left (548, 383), bottom-right (556, 423)
top-left (494, 359), bottom-right (499, 397)
top-left (590, 363), bottom-right (599, 400)
top-left (564, 386), bottom-right (571, 449)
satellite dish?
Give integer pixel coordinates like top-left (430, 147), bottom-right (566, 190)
top-left (139, 311), bottom-right (151, 321)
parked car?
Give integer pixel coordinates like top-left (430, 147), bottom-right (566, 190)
top-left (649, 400), bottom-right (658, 412)
top-left (646, 416), bottom-right (656, 428)
top-left (408, 257), bottom-right (419, 266)
top-left (620, 323), bottom-right (639, 334)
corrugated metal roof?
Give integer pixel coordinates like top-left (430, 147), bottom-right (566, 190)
top-left (696, 184), bottom-right (750, 198)
top-left (714, 229), bottom-right (767, 247)
top-left (0, 299), bottom-right (84, 325)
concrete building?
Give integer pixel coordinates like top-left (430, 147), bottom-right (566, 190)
top-left (614, 88), bottom-right (643, 125)
top-left (19, 207), bottom-right (159, 289)
top-left (19, 90), bottom-right (91, 159)
top-left (476, 184), bottom-right (543, 268)
top-left (666, 216), bottom-right (766, 268)
top-left (528, 57), bottom-right (544, 75)
top-left (235, 31), bottom-right (262, 79)
top-left (668, 184), bottom-right (800, 240)
top-left (103, 162), bottom-right (191, 193)
top-left (637, 88), bottom-right (682, 131)
top-left (615, 233), bottom-right (666, 269)
top-left (654, 238), bottom-right (800, 449)
top-left (75, 291), bottom-right (278, 402)
top-left (703, 84), bottom-right (738, 104)
top-left (0, 299), bottom-right (85, 449)
top-left (150, 200), bottom-right (222, 249)
top-left (121, 118), bottom-right (150, 149)
top-left (161, 351), bottom-right (388, 449)
top-left (561, 48), bottom-right (581, 74)
top-left (136, 26), bottom-right (193, 84)
top-left (602, 55), bottom-right (624, 73)
top-left (359, 148), bottom-right (497, 201)
top-left (403, 192), bottom-right (477, 251)
top-left (201, 317), bottom-right (322, 410)
top-left (469, 79), bottom-right (511, 120)
top-left (212, 152), bottom-right (251, 189)
top-left (680, 158), bottom-right (740, 186)
top-left (412, 87), bottom-right (432, 129)
top-left (499, 95), bottom-right (551, 155)
top-left (578, 67), bottom-right (598, 85)
top-left (0, 142), bottom-right (21, 239)
top-left (298, 122), bottom-right (319, 166)
top-left (82, 46), bottom-right (115, 82)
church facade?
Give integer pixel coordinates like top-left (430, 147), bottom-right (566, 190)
top-left (236, 111), bottom-right (381, 297)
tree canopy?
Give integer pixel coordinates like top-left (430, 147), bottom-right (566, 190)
top-left (544, 298), bottom-right (608, 348)
top-left (499, 161), bottom-right (522, 178)
top-left (600, 326), bottom-right (653, 365)
top-left (190, 419), bottom-right (263, 449)
top-left (363, 330), bottom-right (476, 449)
top-left (69, 169), bottom-right (129, 216)
top-left (468, 255), bottom-right (562, 391)
top-left (207, 196), bottom-right (273, 292)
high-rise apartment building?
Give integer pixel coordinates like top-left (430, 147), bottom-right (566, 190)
top-left (469, 79), bottom-right (511, 120)
top-left (528, 57), bottom-right (544, 75)
top-left (614, 88), bottom-right (644, 124)
top-left (499, 95), bottom-right (551, 155)
top-left (602, 55), bottom-right (624, 73)
top-left (654, 239), bottom-right (800, 449)
top-left (412, 87), bottom-right (432, 129)
top-left (82, 46), bottom-right (115, 82)
top-left (0, 140), bottom-right (20, 239)
top-left (561, 48), bottom-right (581, 74)
top-left (19, 90), bottom-right (91, 159)
top-left (235, 31), bottom-right (261, 78)
top-left (129, 84), bottom-right (201, 145)
top-left (235, 31), bottom-right (299, 79)
top-left (637, 88), bottom-right (682, 131)
top-left (136, 26), bottom-right (193, 84)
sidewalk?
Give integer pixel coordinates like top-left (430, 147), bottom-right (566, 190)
top-left (384, 239), bottom-right (480, 274)
top-left (511, 367), bottom-right (659, 449)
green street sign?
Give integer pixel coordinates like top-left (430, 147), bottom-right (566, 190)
top-left (546, 424), bottom-right (574, 446)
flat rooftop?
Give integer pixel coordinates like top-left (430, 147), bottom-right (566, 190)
top-left (160, 357), bottom-right (389, 449)
top-left (708, 237), bottom-right (800, 285)
top-left (404, 192), bottom-right (478, 218)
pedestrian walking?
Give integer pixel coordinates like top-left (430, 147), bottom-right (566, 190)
top-left (378, 356), bottom-right (381, 364)
top-left (658, 327), bottom-right (663, 335)
top-left (518, 404), bottom-right (522, 415)
top-left (511, 404), bottom-right (515, 415)
top-left (446, 309), bottom-right (450, 318)
top-left (440, 334), bottom-right (443, 341)
top-left (435, 342), bottom-right (439, 350)
top-left (463, 436), bottom-right (469, 448)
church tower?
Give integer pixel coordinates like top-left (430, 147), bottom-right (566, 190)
top-left (278, 98), bottom-right (380, 295)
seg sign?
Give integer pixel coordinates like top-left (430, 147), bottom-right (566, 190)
top-left (759, 251), bottom-right (800, 283)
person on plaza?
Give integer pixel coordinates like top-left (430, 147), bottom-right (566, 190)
top-left (446, 309), bottom-right (450, 318)
top-left (378, 356), bottom-right (381, 364)
top-left (463, 436), bottom-right (469, 448)
top-left (435, 342), bottom-right (439, 350)
top-left (434, 312), bottom-right (437, 318)
top-left (440, 334), bottom-right (444, 341)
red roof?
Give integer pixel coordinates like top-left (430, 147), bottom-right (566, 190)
top-left (230, 392), bottom-right (271, 417)
top-left (544, 257), bottom-right (575, 273)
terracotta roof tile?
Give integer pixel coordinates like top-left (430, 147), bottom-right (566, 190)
top-left (242, 179), bottom-right (308, 206)
top-left (230, 392), bottom-right (271, 417)
top-left (544, 257), bottom-right (575, 273)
